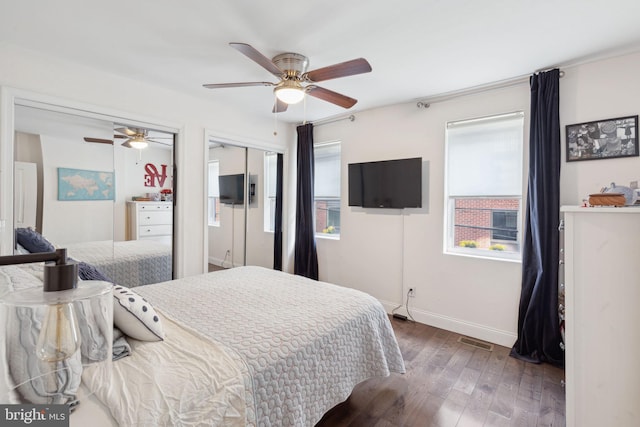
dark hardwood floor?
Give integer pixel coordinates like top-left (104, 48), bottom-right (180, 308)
top-left (208, 263), bottom-right (226, 272)
top-left (317, 317), bottom-right (565, 427)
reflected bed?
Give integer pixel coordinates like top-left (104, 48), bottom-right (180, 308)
top-left (65, 239), bottom-right (172, 288)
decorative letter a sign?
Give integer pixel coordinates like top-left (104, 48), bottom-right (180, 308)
top-left (144, 163), bottom-right (168, 187)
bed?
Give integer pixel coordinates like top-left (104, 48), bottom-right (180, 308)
top-left (64, 239), bottom-right (173, 288)
top-left (15, 227), bottom-right (172, 288)
top-left (1, 265), bottom-right (405, 426)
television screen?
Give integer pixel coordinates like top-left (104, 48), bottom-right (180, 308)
top-left (219, 173), bottom-right (244, 205)
top-left (348, 157), bottom-right (422, 208)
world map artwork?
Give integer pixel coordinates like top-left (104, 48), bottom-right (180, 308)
top-left (58, 167), bottom-right (114, 201)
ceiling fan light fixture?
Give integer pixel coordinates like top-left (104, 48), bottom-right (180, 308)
top-left (129, 135), bottom-right (148, 149)
top-left (274, 80), bottom-right (305, 104)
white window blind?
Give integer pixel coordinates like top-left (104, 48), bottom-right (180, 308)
top-left (208, 161), bottom-right (219, 197)
top-left (444, 112), bottom-right (524, 261)
top-left (447, 113), bottom-right (524, 197)
top-left (314, 141), bottom-right (341, 237)
top-left (314, 142), bottom-right (341, 198)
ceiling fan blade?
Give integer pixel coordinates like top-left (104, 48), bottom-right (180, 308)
top-left (115, 127), bottom-right (137, 136)
top-left (229, 42), bottom-right (283, 77)
top-left (203, 82), bottom-right (275, 89)
top-left (121, 139), bottom-right (133, 148)
top-left (113, 134), bottom-right (128, 139)
top-left (272, 98), bottom-right (288, 113)
top-left (305, 58), bottom-right (372, 83)
top-left (84, 137), bottom-right (114, 144)
top-left (306, 86), bottom-right (358, 109)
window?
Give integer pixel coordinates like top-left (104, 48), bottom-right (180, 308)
top-left (314, 141), bottom-right (341, 237)
top-left (444, 112), bottom-right (524, 260)
top-left (492, 210), bottom-right (518, 241)
top-left (264, 152), bottom-right (278, 232)
top-left (208, 161), bottom-right (220, 226)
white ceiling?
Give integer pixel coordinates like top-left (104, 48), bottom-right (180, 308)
top-left (2, 0), bottom-right (640, 124)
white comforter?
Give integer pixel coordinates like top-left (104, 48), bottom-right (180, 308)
top-left (92, 266), bottom-right (405, 426)
top-left (83, 315), bottom-right (247, 426)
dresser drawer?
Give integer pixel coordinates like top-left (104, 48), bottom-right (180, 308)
top-left (139, 203), bottom-right (172, 211)
top-left (138, 211), bottom-right (172, 225)
top-left (138, 224), bottom-right (172, 237)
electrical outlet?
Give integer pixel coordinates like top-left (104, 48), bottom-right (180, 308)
top-left (408, 288), bottom-right (416, 298)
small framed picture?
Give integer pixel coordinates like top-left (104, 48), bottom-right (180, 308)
top-left (565, 115), bottom-right (638, 162)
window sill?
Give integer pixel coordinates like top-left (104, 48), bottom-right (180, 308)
top-left (316, 234), bottom-right (340, 241)
top-left (444, 248), bottom-right (521, 263)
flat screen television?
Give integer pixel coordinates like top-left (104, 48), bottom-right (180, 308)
top-left (348, 157), bottom-right (422, 208)
top-left (219, 173), bottom-right (244, 205)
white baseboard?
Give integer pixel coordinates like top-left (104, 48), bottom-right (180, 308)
top-left (380, 299), bottom-right (517, 348)
top-left (208, 256), bottom-right (242, 269)
top-left (208, 256), bottom-right (223, 266)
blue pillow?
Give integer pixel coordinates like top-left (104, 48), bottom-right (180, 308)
top-left (15, 228), bottom-right (55, 253)
top-left (77, 261), bottom-right (113, 282)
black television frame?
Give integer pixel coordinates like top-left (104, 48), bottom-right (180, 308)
top-left (218, 173), bottom-right (245, 205)
top-left (348, 157), bottom-right (422, 209)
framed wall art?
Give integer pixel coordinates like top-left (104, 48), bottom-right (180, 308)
top-left (566, 115), bottom-right (638, 162)
top-left (58, 167), bottom-right (115, 201)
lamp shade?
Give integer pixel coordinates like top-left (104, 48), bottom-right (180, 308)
top-left (0, 281), bottom-right (113, 405)
top-left (129, 136), bottom-right (148, 149)
top-left (274, 81), bottom-right (305, 104)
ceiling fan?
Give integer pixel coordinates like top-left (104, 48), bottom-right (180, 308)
top-left (84, 127), bottom-right (173, 149)
top-left (203, 42), bottom-right (372, 113)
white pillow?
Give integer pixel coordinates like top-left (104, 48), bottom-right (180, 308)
top-left (113, 285), bottom-right (164, 341)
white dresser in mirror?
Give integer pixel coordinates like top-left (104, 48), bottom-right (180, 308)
top-left (127, 201), bottom-right (173, 244)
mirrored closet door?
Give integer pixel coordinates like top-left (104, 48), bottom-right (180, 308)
top-left (11, 103), bottom-right (176, 286)
top-left (207, 142), bottom-right (281, 271)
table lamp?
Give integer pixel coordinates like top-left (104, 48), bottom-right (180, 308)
top-left (0, 249), bottom-right (112, 408)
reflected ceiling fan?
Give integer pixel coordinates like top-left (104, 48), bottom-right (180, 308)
top-left (203, 42), bottom-right (372, 112)
top-left (84, 127), bottom-right (173, 149)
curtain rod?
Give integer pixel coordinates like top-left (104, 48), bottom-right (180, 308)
top-left (301, 114), bottom-right (355, 127)
top-left (416, 69), bottom-right (564, 109)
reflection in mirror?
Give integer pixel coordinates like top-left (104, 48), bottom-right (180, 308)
top-left (208, 144), bottom-right (246, 268)
top-left (13, 105), bottom-right (175, 287)
top-left (246, 148), bottom-right (275, 268)
top-left (207, 143), bottom-right (278, 271)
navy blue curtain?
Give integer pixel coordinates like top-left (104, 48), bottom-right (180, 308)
top-left (273, 153), bottom-right (284, 271)
top-left (294, 123), bottom-right (319, 279)
top-left (511, 69), bottom-right (564, 367)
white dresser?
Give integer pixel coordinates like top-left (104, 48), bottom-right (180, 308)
top-left (562, 206), bottom-right (640, 427)
top-left (127, 201), bottom-right (173, 242)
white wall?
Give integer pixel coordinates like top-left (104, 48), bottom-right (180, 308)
top-left (560, 53), bottom-right (640, 204)
top-left (40, 134), bottom-right (114, 244)
top-left (0, 42), bottom-right (286, 277)
top-left (312, 84), bottom-right (530, 346)
top-left (310, 52), bottom-right (640, 347)
top-left (208, 145), bottom-right (246, 267)
top-left (246, 147), bottom-right (274, 269)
